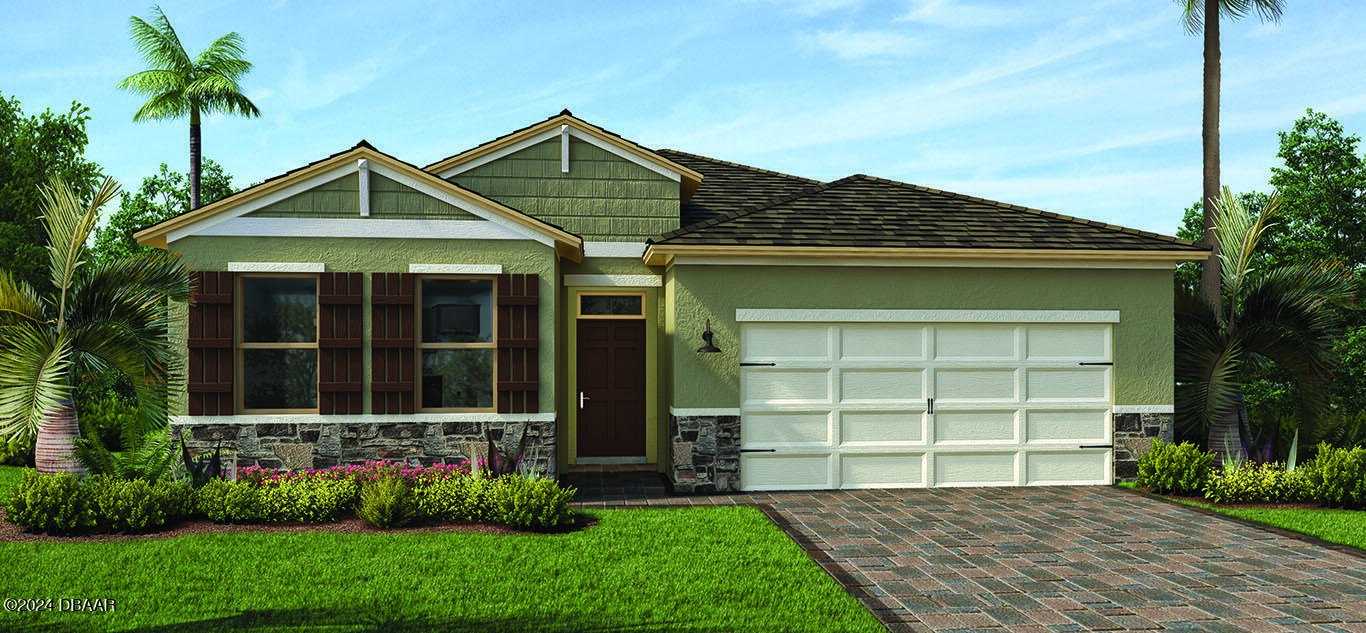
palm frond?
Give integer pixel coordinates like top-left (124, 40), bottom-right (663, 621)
top-left (116, 69), bottom-right (187, 97)
top-left (42, 177), bottom-right (119, 329)
top-left (1177, 0), bottom-right (1204, 35)
top-left (194, 32), bottom-right (251, 78)
top-left (127, 7), bottom-right (193, 73)
top-left (0, 324), bottom-right (72, 442)
top-left (187, 76), bottom-right (260, 117)
top-left (131, 89), bottom-right (191, 122)
top-left (1213, 187), bottom-right (1280, 308)
top-left (1174, 289), bottom-right (1242, 437)
top-left (1178, 0), bottom-right (1286, 35)
top-left (0, 269), bottom-right (46, 328)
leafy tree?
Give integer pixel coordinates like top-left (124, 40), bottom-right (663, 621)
top-left (0, 176), bottom-right (191, 475)
top-left (92, 159), bottom-right (234, 263)
top-left (1267, 109), bottom-right (1366, 270)
top-left (118, 5), bottom-right (258, 210)
top-left (1175, 189), bottom-right (1355, 463)
top-left (0, 92), bottom-right (103, 292)
top-left (1176, 0), bottom-right (1285, 304)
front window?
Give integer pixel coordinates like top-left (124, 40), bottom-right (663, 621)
top-left (417, 277), bottom-right (495, 411)
top-left (238, 276), bottom-right (318, 412)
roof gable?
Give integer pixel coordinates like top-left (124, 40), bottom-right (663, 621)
top-left (645, 174), bottom-right (1206, 264)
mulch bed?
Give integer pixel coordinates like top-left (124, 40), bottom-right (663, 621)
top-left (0, 507), bottom-right (598, 544)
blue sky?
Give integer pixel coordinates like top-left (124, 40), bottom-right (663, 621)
top-left (4, 0), bottom-right (1365, 236)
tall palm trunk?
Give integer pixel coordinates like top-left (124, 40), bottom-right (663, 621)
top-left (1199, 0), bottom-right (1222, 305)
top-left (34, 401), bottom-right (87, 476)
top-left (189, 109), bottom-right (201, 210)
top-left (1208, 392), bottom-right (1249, 464)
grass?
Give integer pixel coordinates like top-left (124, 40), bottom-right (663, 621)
top-left (1117, 481), bottom-right (1366, 551)
top-left (0, 466), bottom-right (23, 508)
top-left (0, 505), bottom-right (883, 633)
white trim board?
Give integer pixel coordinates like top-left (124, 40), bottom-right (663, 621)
top-left (563, 274), bottom-right (661, 287)
top-left (670, 407), bottom-right (741, 417)
top-left (736, 309), bottom-right (1121, 323)
top-left (184, 218), bottom-right (535, 242)
top-left (672, 255), bottom-right (1174, 270)
top-left (584, 242), bottom-right (647, 258)
top-left (228, 262), bottom-right (325, 273)
top-left (435, 126), bottom-right (683, 183)
top-left (1112, 405), bottom-right (1175, 414)
top-left (410, 264), bottom-right (504, 274)
top-left (171, 413), bottom-right (557, 425)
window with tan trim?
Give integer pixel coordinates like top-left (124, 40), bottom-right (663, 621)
top-left (236, 274), bottom-right (319, 414)
top-left (577, 291), bottom-right (645, 319)
top-left (416, 275), bottom-right (496, 412)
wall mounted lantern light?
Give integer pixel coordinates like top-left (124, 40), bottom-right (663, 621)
top-left (697, 319), bottom-right (722, 353)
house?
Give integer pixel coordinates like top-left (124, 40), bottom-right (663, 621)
top-left (137, 110), bottom-right (1208, 492)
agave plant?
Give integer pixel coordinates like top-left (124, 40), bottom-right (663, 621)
top-left (482, 428), bottom-right (528, 477)
top-left (1176, 187), bottom-right (1356, 463)
top-left (179, 434), bottom-right (224, 488)
top-left (0, 176), bottom-right (192, 474)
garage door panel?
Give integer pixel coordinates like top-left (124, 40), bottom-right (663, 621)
top-left (1026, 368), bottom-right (1109, 402)
top-left (934, 452), bottom-right (1016, 486)
top-left (1027, 325), bottom-right (1110, 361)
top-left (841, 325), bottom-right (925, 360)
top-left (741, 454), bottom-right (831, 490)
top-left (842, 453), bottom-right (924, 488)
top-left (934, 410), bottom-right (1017, 443)
top-left (842, 411), bottom-right (923, 444)
top-left (936, 369), bottom-right (1017, 402)
top-left (842, 369), bottom-right (923, 403)
top-left (1026, 451), bottom-right (1108, 485)
top-left (743, 369), bottom-right (830, 404)
top-left (744, 411), bottom-right (831, 445)
top-left (742, 324), bottom-right (830, 361)
top-left (1027, 410), bottom-right (1108, 442)
top-left (935, 326), bottom-right (1017, 360)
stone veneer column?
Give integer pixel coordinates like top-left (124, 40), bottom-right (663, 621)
top-left (1112, 412), bottom-right (1175, 481)
top-left (175, 419), bottom-right (557, 477)
top-left (670, 414), bottom-right (740, 493)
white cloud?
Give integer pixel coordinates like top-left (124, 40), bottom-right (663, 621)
top-left (805, 28), bottom-right (924, 60)
top-left (755, 0), bottom-right (864, 17)
top-left (898, 0), bottom-right (1032, 29)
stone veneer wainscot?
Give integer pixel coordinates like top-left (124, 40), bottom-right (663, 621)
top-left (1112, 412), bottom-right (1175, 481)
top-left (669, 414), bottom-right (740, 493)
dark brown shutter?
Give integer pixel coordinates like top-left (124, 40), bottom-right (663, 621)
top-left (187, 271), bottom-right (234, 416)
top-left (497, 273), bottom-right (539, 414)
top-left (371, 273), bottom-right (415, 414)
top-left (318, 272), bottom-right (363, 414)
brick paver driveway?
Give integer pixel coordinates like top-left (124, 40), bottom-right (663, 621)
top-left (571, 478), bottom-right (1366, 632)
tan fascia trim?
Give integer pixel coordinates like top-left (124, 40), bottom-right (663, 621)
top-left (134, 147), bottom-right (585, 260)
top-left (642, 244), bottom-right (1210, 267)
top-left (423, 114), bottom-right (705, 198)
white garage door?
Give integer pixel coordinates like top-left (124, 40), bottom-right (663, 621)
top-left (739, 321), bottom-right (1113, 491)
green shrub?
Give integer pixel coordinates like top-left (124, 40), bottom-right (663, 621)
top-left (85, 477), bottom-right (194, 533)
top-left (1203, 462), bottom-right (1308, 504)
top-left (3, 470), bottom-right (95, 534)
top-left (0, 436), bottom-right (34, 467)
top-left (1137, 439), bottom-right (1216, 495)
top-left (414, 475), bottom-right (494, 523)
top-left (1301, 442), bottom-right (1366, 508)
top-left (76, 398), bottom-right (138, 453)
top-left (489, 475), bottom-right (576, 532)
top-left (196, 479), bottom-right (263, 524)
top-left (258, 478), bottom-right (357, 523)
top-left (356, 477), bottom-right (416, 528)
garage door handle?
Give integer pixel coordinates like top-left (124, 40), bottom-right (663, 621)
top-left (1079, 362), bottom-right (1113, 366)
top-left (1079, 444), bottom-right (1114, 449)
top-left (740, 448), bottom-right (776, 453)
top-left (740, 362), bottom-right (776, 367)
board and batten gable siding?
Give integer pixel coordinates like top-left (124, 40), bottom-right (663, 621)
top-left (168, 236), bottom-right (557, 414)
top-left (448, 137), bottom-right (680, 242)
top-left (245, 172), bottom-right (478, 220)
top-left (668, 265), bottom-right (1176, 409)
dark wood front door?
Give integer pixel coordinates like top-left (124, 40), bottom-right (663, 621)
top-left (576, 318), bottom-right (646, 457)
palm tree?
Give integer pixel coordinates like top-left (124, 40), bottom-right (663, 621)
top-left (118, 5), bottom-right (259, 210)
top-left (1178, 0), bottom-right (1285, 305)
top-left (1175, 188), bottom-right (1354, 462)
top-left (0, 176), bottom-right (192, 475)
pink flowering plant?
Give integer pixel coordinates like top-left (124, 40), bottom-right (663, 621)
top-left (237, 460), bottom-right (476, 488)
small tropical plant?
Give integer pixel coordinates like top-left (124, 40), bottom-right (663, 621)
top-left (356, 477), bottom-right (417, 529)
top-left (71, 422), bottom-right (177, 483)
top-left (1175, 188), bottom-right (1356, 462)
top-left (0, 176), bottom-right (192, 474)
top-left (483, 428), bottom-right (528, 477)
top-left (180, 435), bottom-right (224, 488)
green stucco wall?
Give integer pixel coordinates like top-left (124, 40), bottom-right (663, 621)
top-left (247, 172), bottom-right (477, 220)
top-left (669, 265), bottom-right (1175, 408)
top-left (170, 236), bottom-right (557, 412)
top-left (449, 138), bottom-right (680, 241)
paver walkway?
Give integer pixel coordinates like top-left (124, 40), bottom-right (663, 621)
top-left (566, 474), bottom-right (1366, 632)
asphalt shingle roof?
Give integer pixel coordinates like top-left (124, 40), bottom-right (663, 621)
top-left (655, 149), bottom-right (823, 226)
top-left (650, 174), bottom-right (1205, 252)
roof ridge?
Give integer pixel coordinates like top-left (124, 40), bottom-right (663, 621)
top-left (655, 149), bottom-right (822, 184)
top-left (649, 174), bottom-right (865, 244)
top-left (853, 174), bottom-right (1201, 247)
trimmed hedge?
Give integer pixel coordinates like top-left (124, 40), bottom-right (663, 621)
top-left (1300, 443), bottom-right (1366, 509)
top-left (1203, 462), bottom-right (1309, 504)
top-left (3, 470), bottom-right (193, 535)
top-left (1136, 440), bottom-right (1216, 495)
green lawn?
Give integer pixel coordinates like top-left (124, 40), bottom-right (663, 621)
top-left (1118, 482), bottom-right (1366, 551)
top-left (0, 466), bottom-right (23, 507)
top-left (0, 505), bottom-right (882, 633)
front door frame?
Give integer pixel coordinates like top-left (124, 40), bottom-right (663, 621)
top-left (565, 286), bottom-right (659, 467)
